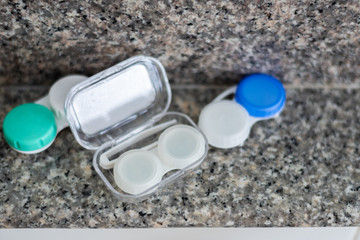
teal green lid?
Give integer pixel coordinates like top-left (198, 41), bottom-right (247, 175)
top-left (3, 103), bottom-right (57, 152)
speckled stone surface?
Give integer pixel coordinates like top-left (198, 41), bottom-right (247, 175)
top-left (1, 0), bottom-right (360, 228)
top-left (1, 86), bottom-right (360, 227)
top-left (1, 0), bottom-right (360, 86)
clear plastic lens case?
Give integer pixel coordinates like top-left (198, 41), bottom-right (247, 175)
top-left (65, 56), bottom-right (208, 201)
top-left (65, 56), bottom-right (171, 150)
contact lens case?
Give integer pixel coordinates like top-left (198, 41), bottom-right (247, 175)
top-left (199, 74), bottom-right (286, 149)
top-left (3, 75), bottom-right (87, 154)
top-left (64, 56), bottom-right (208, 201)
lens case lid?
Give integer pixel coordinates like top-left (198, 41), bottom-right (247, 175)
top-left (49, 75), bottom-right (88, 118)
top-left (65, 56), bottom-right (171, 150)
top-left (3, 103), bottom-right (57, 153)
top-left (198, 100), bottom-right (250, 149)
top-left (235, 73), bottom-right (286, 118)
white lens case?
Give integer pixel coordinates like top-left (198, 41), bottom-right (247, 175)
top-left (199, 74), bottom-right (286, 149)
top-left (3, 75), bottom-right (87, 154)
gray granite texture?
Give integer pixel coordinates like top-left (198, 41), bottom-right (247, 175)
top-left (1, 0), bottom-right (360, 229)
top-left (1, 86), bottom-right (360, 227)
top-left (0, 0), bottom-right (360, 86)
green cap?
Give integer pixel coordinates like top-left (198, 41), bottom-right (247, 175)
top-left (3, 103), bottom-right (57, 152)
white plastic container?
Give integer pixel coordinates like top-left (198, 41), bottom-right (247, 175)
top-left (65, 56), bottom-right (209, 201)
top-left (3, 75), bottom-right (87, 154)
top-left (199, 74), bottom-right (286, 149)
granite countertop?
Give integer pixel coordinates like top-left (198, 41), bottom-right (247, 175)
top-left (1, 0), bottom-right (360, 229)
top-left (1, 84), bottom-right (359, 227)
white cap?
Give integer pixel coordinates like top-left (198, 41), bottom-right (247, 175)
top-left (198, 100), bottom-right (250, 149)
top-left (113, 150), bottom-right (163, 195)
top-left (157, 124), bottom-right (206, 169)
top-left (49, 75), bottom-right (87, 118)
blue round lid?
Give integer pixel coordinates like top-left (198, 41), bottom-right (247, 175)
top-left (235, 74), bottom-right (286, 118)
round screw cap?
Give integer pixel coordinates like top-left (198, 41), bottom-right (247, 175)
top-left (3, 103), bottom-right (57, 152)
top-left (198, 100), bottom-right (250, 149)
top-left (235, 74), bottom-right (286, 118)
top-left (49, 75), bottom-right (87, 118)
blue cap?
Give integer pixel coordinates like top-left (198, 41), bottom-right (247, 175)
top-left (235, 74), bottom-right (286, 118)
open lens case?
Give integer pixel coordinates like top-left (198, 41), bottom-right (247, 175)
top-left (65, 56), bottom-right (209, 201)
top-left (198, 74), bottom-right (286, 149)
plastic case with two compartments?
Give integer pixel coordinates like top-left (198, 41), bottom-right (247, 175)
top-left (64, 56), bottom-right (209, 201)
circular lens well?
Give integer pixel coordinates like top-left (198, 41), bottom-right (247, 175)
top-left (165, 129), bottom-right (198, 159)
top-left (158, 125), bottom-right (206, 169)
top-left (114, 150), bottom-right (162, 195)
